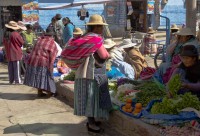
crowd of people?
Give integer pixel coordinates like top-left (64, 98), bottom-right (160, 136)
top-left (2, 13), bottom-right (200, 133)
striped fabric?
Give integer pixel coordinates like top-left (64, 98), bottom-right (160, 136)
top-left (27, 36), bottom-right (58, 72)
top-left (61, 32), bottom-right (103, 70)
top-left (74, 79), bottom-right (109, 120)
top-left (24, 66), bottom-right (56, 93)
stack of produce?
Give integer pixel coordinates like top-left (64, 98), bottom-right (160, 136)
top-left (63, 71), bottom-right (76, 81)
top-left (151, 93), bottom-right (200, 115)
top-left (122, 99), bottom-right (133, 113)
top-left (132, 103), bottom-right (143, 115)
top-left (135, 81), bottom-right (166, 107)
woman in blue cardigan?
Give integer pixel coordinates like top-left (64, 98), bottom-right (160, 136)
top-left (62, 17), bottom-right (75, 46)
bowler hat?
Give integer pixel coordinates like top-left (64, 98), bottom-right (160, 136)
top-left (180, 45), bottom-right (198, 57)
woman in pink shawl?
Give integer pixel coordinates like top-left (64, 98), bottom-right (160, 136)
top-left (61, 14), bottom-right (111, 133)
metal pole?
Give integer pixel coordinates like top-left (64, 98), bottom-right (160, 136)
top-left (160, 15), bottom-right (170, 45)
top-left (186, 0), bottom-right (197, 34)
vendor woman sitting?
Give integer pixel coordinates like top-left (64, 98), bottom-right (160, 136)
top-left (168, 45), bottom-right (200, 98)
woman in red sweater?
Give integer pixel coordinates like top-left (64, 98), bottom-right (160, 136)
top-left (4, 21), bottom-right (24, 84)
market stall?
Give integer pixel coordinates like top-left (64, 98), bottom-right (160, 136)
top-left (55, 66), bottom-right (200, 135)
top-left (104, 0), bottom-right (156, 37)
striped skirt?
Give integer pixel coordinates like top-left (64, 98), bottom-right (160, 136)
top-left (24, 65), bottom-right (56, 93)
top-left (74, 78), bottom-right (109, 120)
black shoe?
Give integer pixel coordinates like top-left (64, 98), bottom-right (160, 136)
top-left (95, 121), bottom-right (102, 126)
top-left (37, 92), bottom-right (47, 97)
top-left (87, 121), bottom-right (101, 126)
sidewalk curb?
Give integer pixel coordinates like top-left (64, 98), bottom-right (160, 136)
top-left (55, 80), bottom-right (161, 136)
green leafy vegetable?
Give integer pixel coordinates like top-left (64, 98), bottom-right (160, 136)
top-left (151, 93), bottom-right (200, 114)
top-left (135, 81), bottom-right (166, 107)
top-left (168, 74), bottom-right (181, 97)
top-left (63, 71), bottom-right (76, 81)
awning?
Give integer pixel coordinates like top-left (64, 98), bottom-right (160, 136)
top-left (38, 0), bottom-right (114, 10)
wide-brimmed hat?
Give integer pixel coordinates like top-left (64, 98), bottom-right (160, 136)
top-left (5, 21), bottom-right (20, 30)
top-left (180, 45), bottom-right (198, 57)
top-left (119, 39), bottom-right (137, 49)
top-left (17, 21), bottom-right (27, 31)
top-left (103, 39), bottom-right (116, 49)
top-left (73, 27), bottom-right (83, 35)
top-left (176, 28), bottom-right (195, 36)
top-left (147, 27), bottom-right (156, 34)
top-left (171, 24), bottom-right (179, 30)
top-left (86, 14), bottom-right (108, 26)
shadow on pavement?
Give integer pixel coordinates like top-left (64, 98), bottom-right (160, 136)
top-left (0, 83), bottom-right (11, 85)
top-left (3, 122), bottom-right (122, 136)
top-left (0, 72), bottom-right (8, 75)
top-left (3, 122), bottom-right (91, 136)
top-left (0, 93), bottom-right (37, 100)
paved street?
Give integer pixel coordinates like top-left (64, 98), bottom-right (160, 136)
top-left (0, 63), bottom-right (122, 136)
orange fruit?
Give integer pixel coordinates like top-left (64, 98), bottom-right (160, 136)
top-left (126, 108), bottom-right (133, 113)
top-left (135, 103), bottom-right (142, 109)
top-left (125, 103), bottom-right (132, 109)
top-left (122, 106), bottom-right (127, 112)
top-left (132, 111), bottom-right (138, 115)
top-left (126, 98), bottom-right (132, 103)
top-left (134, 108), bottom-right (142, 113)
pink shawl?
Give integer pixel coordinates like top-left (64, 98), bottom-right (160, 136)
top-left (61, 33), bottom-right (103, 60)
top-left (61, 33), bottom-right (103, 70)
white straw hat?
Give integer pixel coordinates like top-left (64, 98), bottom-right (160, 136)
top-left (5, 21), bottom-right (20, 30)
top-left (171, 24), bottom-right (179, 30)
top-left (18, 21), bottom-right (27, 31)
top-left (119, 39), bottom-right (137, 49)
top-left (86, 14), bottom-right (108, 26)
top-left (147, 27), bottom-right (156, 34)
top-left (103, 39), bottom-right (116, 49)
top-left (73, 27), bottom-right (83, 35)
top-left (176, 28), bottom-right (195, 36)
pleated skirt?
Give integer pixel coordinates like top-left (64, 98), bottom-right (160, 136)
top-left (24, 65), bottom-right (56, 93)
top-left (74, 78), bottom-right (109, 120)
